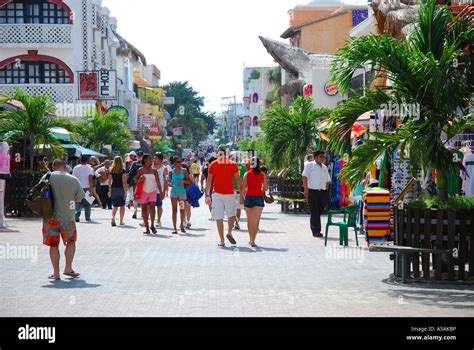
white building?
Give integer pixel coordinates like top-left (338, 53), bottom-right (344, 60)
top-left (0, 0), bottom-right (116, 105)
top-left (0, 0), bottom-right (161, 132)
top-left (243, 67), bottom-right (274, 139)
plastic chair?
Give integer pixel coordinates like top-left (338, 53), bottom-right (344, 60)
top-left (324, 205), bottom-right (359, 247)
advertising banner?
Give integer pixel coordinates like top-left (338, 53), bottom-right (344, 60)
top-left (78, 70), bottom-right (117, 100)
top-left (79, 72), bottom-right (98, 100)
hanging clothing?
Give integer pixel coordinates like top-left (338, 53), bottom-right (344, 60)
top-left (462, 151), bottom-right (474, 196)
top-left (447, 149), bottom-right (464, 196)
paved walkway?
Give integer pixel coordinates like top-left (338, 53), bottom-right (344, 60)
top-left (0, 201), bottom-right (473, 317)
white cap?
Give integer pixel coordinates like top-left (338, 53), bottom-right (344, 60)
top-left (129, 151), bottom-right (137, 157)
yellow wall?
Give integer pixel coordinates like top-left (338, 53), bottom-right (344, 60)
top-left (290, 9), bottom-right (334, 27)
top-left (299, 12), bottom-right (353, 53)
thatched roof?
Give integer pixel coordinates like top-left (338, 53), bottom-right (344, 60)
top-left (278, 79), bottom-right (305, 97)
top-left (113, 30), bottom-right (147, 65)
top-left (372, 0), bottom-right (418, 39)
top-left (259, 36), bottom-right (333, 79)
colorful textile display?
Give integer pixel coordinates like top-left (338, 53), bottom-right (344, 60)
top-left (363, 187), bottom-right (391, 243)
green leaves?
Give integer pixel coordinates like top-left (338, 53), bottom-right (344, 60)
top-left (78, 109), bottom-right (132, 155)
top-left (261, 96), bottom-right (330, 171)
top-left (328, 0), bottom-right (473, 200)
top-left (163, 81), bottom-right (216, 141)
top-left (0, 88), bottom-right (76, 169)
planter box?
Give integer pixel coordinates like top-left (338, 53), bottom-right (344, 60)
top-left (277, 178), bottom-right (308, 214)
top-left (394, 207), bottom-right (474, 282)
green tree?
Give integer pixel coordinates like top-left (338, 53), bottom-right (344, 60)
top-left (78, 109), bottom-right (133, 155)
top-left (328, 0), bottom-right (473, 202)
top-left (266, 66), bottom-right (282, 87)
top-left (0, 88), bottom-right (76, 170)
top-left (163, 81), bottom-right (216, 138)
top-left (262, 96), bottom-right (331, 172)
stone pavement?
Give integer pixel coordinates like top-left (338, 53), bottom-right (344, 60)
top-left (0, 200), bottom-right (473, 317)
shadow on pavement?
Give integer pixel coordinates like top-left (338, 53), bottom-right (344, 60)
top-left (223, 246), bottom-right (289, 253)
top-left (144, 234), bottom-right (172, 239)
top-left (41, 279), bottom-right (101, 289)
top-left (384, 282), bottom-right (474, 310)
top-left (181, 233), bottom-right (206, 238)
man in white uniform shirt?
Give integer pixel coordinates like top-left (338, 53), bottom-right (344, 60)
top-left (303, 150), bottom-right (331, 238)
top-left (72, 155), bottom-right (95, 222)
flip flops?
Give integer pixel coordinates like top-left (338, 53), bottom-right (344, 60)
top-left (226, 234), bottom-right (237, 245)
top-left (63, 271), bottom-right (80, 278)
top-left (48, 274), bottom-right (60, 280)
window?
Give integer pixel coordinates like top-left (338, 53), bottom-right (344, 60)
top-left (0, 1), bottom-right (69, 24)
top-left (0, 61), bottom-right (71, 84)
top-left (253, 93), bottom-right (259, 103)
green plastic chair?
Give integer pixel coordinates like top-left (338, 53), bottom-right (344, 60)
top-left (324, 205), bottom-right (359, 247)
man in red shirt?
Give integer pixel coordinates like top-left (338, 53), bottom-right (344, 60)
top-left (206, 145), bottom-right (243, 247)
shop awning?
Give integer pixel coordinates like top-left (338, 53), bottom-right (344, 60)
top-left (49, 127), bottom-right (72, 143)
top-left (63, 144), bottom-right (106, 158)
top-left (163, 146), bottom-right (176, 153)
top-left (351, 122), bottom-right (368, 138)
top-left (357, 111), bottom-right (373, 122)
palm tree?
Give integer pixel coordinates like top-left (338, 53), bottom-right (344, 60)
top-left (78, 109), bottom-right (132, 154)
top-left (0, 88), bottom-right (76, 170)
top-left (262, 96), bottom-right (331, 172)
top-left (328, 0), bottom-right (473, 202)
top-left (168, 103), bottom-right (208, 143)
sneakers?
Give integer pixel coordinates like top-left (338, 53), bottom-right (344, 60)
top-left (156, 220), bottom-right (162, 228)
top-left (186, 221), bottom-right (191, 229)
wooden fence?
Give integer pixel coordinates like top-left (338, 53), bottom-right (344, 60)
top-left (5, 171), bottom-right (45, 217)
top-left (394, 207), bottom-right (474, 281)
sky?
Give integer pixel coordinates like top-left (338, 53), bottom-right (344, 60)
top-left (101, 0), bottom-right (368, 113)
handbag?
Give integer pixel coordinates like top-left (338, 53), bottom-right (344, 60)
top-left (264, 192), bottom-right (274, 204)
top-left (134, 179), bottom-right (144, 199)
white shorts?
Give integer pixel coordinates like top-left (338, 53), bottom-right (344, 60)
top-left (235, 193), bottom-right (244, 210)
top-left (212, 193), bottom-right (237, 221)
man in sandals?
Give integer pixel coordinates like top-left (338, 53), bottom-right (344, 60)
top-left (41, 159), bottom-right (84, 280)
top-left (206, 145), bottom-right (243, 247)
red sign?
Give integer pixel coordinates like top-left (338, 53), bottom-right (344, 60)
top-left (149, 124), bottom-right (159, 135)
top-left (304, 84), bottom-right (313, 97)
top-left (79, 72), bottom-right (98, 99)
top-left (173, 127), bottom-right (183, 136)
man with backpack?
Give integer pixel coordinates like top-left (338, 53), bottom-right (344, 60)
top-left (40, 159), bottom-right (84, 280)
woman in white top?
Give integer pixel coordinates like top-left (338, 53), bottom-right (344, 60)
top-left (153, 153), bottom-right (168, 228)
top-left (135, 155), bottom-right (163, 235)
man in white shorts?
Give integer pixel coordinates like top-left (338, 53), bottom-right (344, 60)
top-left (206, 145), bottom-right (243, 247)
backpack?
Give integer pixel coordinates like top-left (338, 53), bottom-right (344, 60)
top-left (26, 173), bottom-right (54, 220)
top-left (127, 161), bottom-right (141, 185)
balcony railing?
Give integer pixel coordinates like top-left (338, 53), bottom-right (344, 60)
top-left (0, 84), bottom-right (74, 104)
top-left (0, 24), bottom-right (72, 47)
